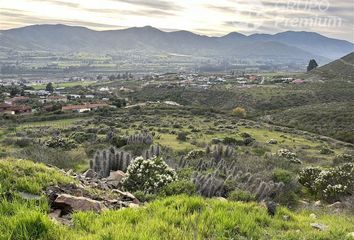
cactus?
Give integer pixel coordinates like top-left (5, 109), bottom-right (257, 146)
top-left (142, 145), bottom-right (162, 159)
top-left (192, 169), bottom-right (284, 201)
top-left (127, 132), bottom-right (153, 145)
top-left (92, 147), bottom-right (133, 177)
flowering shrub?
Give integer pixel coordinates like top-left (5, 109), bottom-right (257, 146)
top-left (299, 163), bottom-right (354, 202)
top-left (123, 156), bottom-right (177, 193)
top-left (277, 149), bottom-right (302, 164)
top-left (185, 150), bottom-right (205, 160)
top-left (298, 167), bottom-right (322, 193)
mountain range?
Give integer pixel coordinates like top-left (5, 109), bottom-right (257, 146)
top-left (0, 24), bottom-right (353, 62)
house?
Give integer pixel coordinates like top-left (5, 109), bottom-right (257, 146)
top-left (43, 95), bottom-right (68, 103)
top-left (69, 94), bottom-right (81, 99)
top-left (85, 95), bottom-right (95, 99)
top-left (0, 103), bottom-right (12, 112)
top-left (62, 103), bottom-right (109, 113)
top-left (4, 96), bottom-right (30, 105)
top-left (0, 103), bottom-right (32, 115)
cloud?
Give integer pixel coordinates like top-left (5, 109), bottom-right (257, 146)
top-left (113, 0), bottom-right (182, 11)
top-left (30, 0), bottom-right (80, 8)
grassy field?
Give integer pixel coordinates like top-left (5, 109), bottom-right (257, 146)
top-left (0, 159), bottom-right (353, 240)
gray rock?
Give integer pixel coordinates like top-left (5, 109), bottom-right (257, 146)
top-left (54, 194), bottom-right (107, 213)
top-left (83, 169), bottom-right (97, 178)
top-left (310, 223), bottom-right (328, 231)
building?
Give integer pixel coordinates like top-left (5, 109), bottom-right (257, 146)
top-left (43, 95), bottom-right (68, 103)
top-left (4, 96), bottom-right (30, 105)
top-left (62, 103), bottom-right (109, 113)
top-left (0, 103), bottom-right (32, 115)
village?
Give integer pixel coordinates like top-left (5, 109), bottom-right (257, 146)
top-left (0, 71), bottom-right (306, 116)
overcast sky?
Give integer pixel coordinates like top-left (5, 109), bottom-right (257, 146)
top-left (0, 0), bottom-right (353, 42)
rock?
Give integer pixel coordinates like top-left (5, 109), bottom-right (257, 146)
top-left (54, 194), bottom-right (107, 214)
top-left (128, 203), bottom-right (140, 208)
top-left (314, 200), bottom-right (322, 207)
top-left (216, 197), bottom-right (227, 202)
top-left (347, 232), bottom-right (354, 239)
top-left (106, 170), bottom-right (126, 188)
top-left (298, 200), bottom-right (309, 206)
top-left (112, 189), bottom-right (140, 204)
top-left (328, 202), bottom-right (344, 209)
top-left (309, 213), bottom-right (317, 219)
top-left (49, 209), bottom-right (72, 226)
top-left (83, 169), bottom-right (97, 179)
top-left (268, 139), bottom-right (278, 144)
top-left (107, 170), bottom-right (125, 182)
top-left (310, 223), bottom-right (328, 231)
top-left (18, 191), bottom-right (41, 200)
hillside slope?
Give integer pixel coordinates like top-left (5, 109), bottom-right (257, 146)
top-left (310, 52), bottom-right (354, 79)
top-left (0, 159), bottom-right (353, 240)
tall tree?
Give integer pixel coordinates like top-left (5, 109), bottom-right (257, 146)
top-left (46, 82), bottom-right (54, 93)
top-left (307, 59), bottom-right (318, 72)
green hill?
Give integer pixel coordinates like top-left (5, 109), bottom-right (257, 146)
top-left (0, 159), bottom-right (353, 240)
top-left (310, 52), bottom-right (354, 80)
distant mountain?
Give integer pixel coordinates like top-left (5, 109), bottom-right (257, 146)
top-left (310, 52), bottom-right (354, 79)
top-left (249, 31), bottom-right (354, 59)
top-left (0, 24), bottom-right (353, 62)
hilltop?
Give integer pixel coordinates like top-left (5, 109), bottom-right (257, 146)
top-left (309, 52), bottom-right (354, 80)
top-left (0, 24), bottom-right (353, 62)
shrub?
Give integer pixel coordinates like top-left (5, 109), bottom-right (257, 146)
top-left (299, 164), bottom-right (354, 202)
top-left (123, 156), bottom-right (177, 193)
top-left (15, 137), bottom-right (32, 148)
top-left (232, 107), bottom-right (247, 118)
top-left (319, 147), bottom-right (334, 155)
top-left (71, 132), bottom-right (96, 143)
top-left (333, 154), bottom-right (353, 166)
top-left (298, 167), bottom-right (322, 194)
top-left (133, 191), bottom-right (158, 202)
top-left (177, 132), bottom-right (188, 141)
top-left (272, 169), bottom-right (293, 184)
top-left (45, 136), bottom-right (76, 150)
top-left (160, 180), bottom-right (196, 196)
top-left (228, 190), bottom-right (255, 202)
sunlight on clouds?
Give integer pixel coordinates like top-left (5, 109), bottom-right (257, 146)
top-left (0, 0), bottom-right (352, 41)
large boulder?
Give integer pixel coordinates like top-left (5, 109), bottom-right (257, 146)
top-left (54, 194), bottom-right (107, 214)
top-left (106, 170), bottom-right (126, 188)
top-left (112, 189), bottom-right (140, 204)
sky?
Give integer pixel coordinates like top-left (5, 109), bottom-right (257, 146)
top-left (0, 0), bottom-right (353, 42)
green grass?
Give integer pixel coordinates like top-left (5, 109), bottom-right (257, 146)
top-left (31, 81), bottom-right (95, 90)
top-left (1, 159), bottom-right (353, 240)
top-left (0, 158), bottom-right (74, 194)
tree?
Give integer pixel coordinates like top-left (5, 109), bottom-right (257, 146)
top-left (45, 82), bottom-right (54, 93)
top-left (307, 59), bottom-right (318, 72)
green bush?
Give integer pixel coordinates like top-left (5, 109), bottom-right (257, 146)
top-left (160, 180), bottom-right (196, 196)
top-left (176, 132), bottom-right (188, 141)
top-left (333, 154), bottom-right (353, 166)
top-left (272, 169), bottom-right (293, 184)
top-left (123, 156), bottom-right (177, 193)
top-left (45, 136), bottom-right (76, 151)
top-left (227, 190), bottom-right (255, 202)
top-left (133, 191), bottom-right (158, 203)
top-left (70, 132), bottom-right (96, 144)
